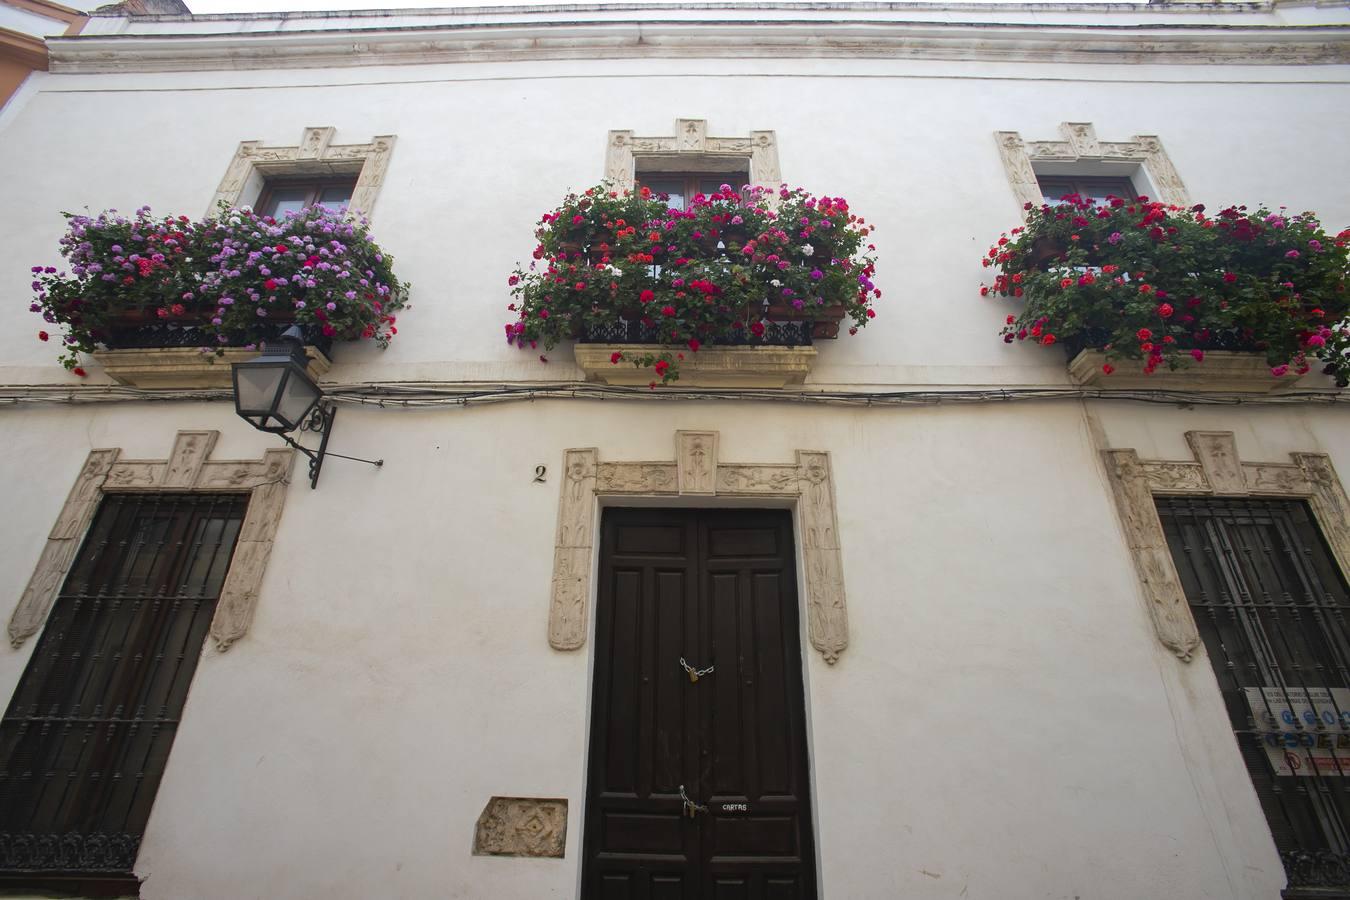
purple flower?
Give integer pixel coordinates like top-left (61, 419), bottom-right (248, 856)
top-left (810, 269), bottom-right (823, 281)
top-left (1108, 232), bottom-right (1123, 245)
top-left (1286, 250), bottom-right (1301, 259)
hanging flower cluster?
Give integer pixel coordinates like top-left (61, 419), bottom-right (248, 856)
top-left (30, 204), bottom-right (408, 371)
top-left (505, 183), bottom-right (879, 384)
top-left (981, 194), bottom-right (1349, 383)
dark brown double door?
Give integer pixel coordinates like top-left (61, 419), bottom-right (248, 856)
top-left (582, 508), bottom-right (817, 900)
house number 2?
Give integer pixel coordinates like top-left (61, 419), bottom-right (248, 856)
top-left (533, 465), bottom-right (547, 483)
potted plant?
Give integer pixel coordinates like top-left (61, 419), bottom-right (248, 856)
top-left (30, 204), bottom-right (409, 375)
top-left (980, 194), bottom-right (1349, 386)
top-left (505, 183), bottom-right (879, 385)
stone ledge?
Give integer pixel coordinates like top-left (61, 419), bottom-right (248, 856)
top-left (1068, 349), bottom-right (1301, 393)
top-left (91, 346), bottom-right (331, 389)
top-left (576, 344), bottom-right (816, 388)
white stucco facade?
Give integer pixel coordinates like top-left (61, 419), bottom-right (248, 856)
top-left (1, 3), bottom-right (1348, 898)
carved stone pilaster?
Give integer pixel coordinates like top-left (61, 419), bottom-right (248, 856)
top-left (676, 431), bottom-right (718, 496)
top-left (996, 122), bottom-right (1191, 213)
top-left (604, 120), bottom-right (780, 191)
top-left (7, 432), bottom-right (296, 652)
top-left (1293, 453), bottom-right (1350, 583)
top-left (472, 797), bottom-right (568, 858)
top-left (1104, 432), bottom-right (1350, 663)
top-left (546, 432), bottom-right (850, 664)
top-left (1103, 449), bottom-right (1202, 662)
top-left (548, 449), bottom-right (598, 651)
top-left (209, 128), bottom-right (398, 218)
top-left (8, 449), bottom-right (119, 647)
top-left (996, 131), bottom-right (1040, 211)
top-left (798, 451), bottom-right (848, 664)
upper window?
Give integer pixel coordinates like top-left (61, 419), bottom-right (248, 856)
top-left (1038, 175), bottom-right (1137, 207)
top-left (638, 172), bottom-right (744, 211)
top-left (256, 176), bottom-right (357, 219)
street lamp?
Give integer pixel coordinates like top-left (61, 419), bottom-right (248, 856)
top-left (231, 326), bottom-right (382, 489)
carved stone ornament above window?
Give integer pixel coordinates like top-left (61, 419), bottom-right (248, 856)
top-left (209, 126), bottom-right (396, 218)
top-left (996, 122), bottom-right (1190, 213)
top-left (7, 431), bottom-right (295, 652)
top-left (1103, 431), bottom-right (1350, 662)
top-left (548, 430), bottom-right (849, 664)
top-left (605, 119), bottom-right (781, 191)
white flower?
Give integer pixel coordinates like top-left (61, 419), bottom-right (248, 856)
top-left (801, 243), bottom-right (814, 257)
top-left (605, 265), bottom-right (622, 276)
top-left (770, 279), bottom-right (782, 287)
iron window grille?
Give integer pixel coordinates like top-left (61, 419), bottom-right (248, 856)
top-left (1158, 497), bottom-right (1350, 898)
top-left (0, 493), bottom-right (249, 897)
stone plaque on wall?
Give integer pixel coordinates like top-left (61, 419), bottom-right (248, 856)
top-left (472, 797), bottom-right (567, 858)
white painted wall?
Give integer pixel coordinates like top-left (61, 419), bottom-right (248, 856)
top-left (0, 4), bottom-right (1348, 898)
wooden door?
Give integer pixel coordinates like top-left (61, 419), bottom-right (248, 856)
top-left (582, 508), bottom-right (817, 900)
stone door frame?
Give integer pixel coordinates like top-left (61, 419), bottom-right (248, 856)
top-left (8, 430), bottom-right (295, 652)
top-left (1102, 431), bottom-right (1350, 661)
top-left (547, 430), bottom-right (849, 664)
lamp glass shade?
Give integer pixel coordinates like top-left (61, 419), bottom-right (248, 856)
top-left (277, 367), bottom-right (322, 427)
top-left (232, 355), bottom-right (321, 433)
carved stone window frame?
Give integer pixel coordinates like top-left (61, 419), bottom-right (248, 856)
top-left (1103, 431), bottom-right (1350, 662)
top-left (996, 122), bottom-right (1190, 213)
top-left (604, 119), bottom-right (781, 191)
top-left (209, 127), bottom-right (397, 218)
top-left (547, 430), bottom-right (848, 664)
top-left (8, 431), bottom-right (295, 653)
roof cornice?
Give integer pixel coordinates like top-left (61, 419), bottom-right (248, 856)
top-left (47, 18), bottom-right (1350, 72)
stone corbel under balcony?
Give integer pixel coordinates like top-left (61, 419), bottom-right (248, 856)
top-left (575, 344), bottom-right (816, 388)
top-left (92, 346), bottom-right (331, 389)
top-left (1068, 350), bottom-right (1299, 393)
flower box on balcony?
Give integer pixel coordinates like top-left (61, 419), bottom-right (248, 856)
top-left (575, 344), bottom-right (816, 388)
top-left (981, 195), bottom-right (1348, 386)
top-left (30, 205), bottom-right (407, 386)
top-left (1067, 349), bottom-right (1298, 393)
top-left (505, 183), bottom-right (878, 385)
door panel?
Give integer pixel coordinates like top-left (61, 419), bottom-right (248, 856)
top-left (583, 509), bottom-right (816, 900)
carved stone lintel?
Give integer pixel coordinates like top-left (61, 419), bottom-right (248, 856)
top-left (1244, 463), bottom-right (1311, 497)
top-left (716, 464), bottom-right (799, 496)
top-left (677, 431), bottom-right (718, 496)
top-left (595, 462), bottom-right (676, 495)
top-left (997, 122), bottom-right (1190, 214)
top-left (547, 433), bottom-right (850, 664)
top-left (7, 432), bottom-right (295, 652)
top-left (1139, 461), bottom-right (1208, 495)
top-left (209, 128), bottom-right (398, 218)
top-left (606, 119), bottom-right (780, 191)
top-left (1186, 432), bottom-right (1246, 496)
top-left (1103, 450), bottom-right (1202, 662)
top-left (472, 797), bottom-right (567, 858)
